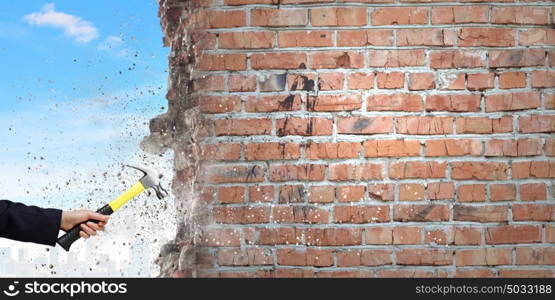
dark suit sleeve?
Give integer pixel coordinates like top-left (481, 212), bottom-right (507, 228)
top-left (0, 200), bottom-right (62, 246)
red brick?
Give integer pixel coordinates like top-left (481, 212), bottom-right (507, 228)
top-left (489, 49), bottom-right (546, 68)
top-left (337, 249), bottom-right (393, 267)
top-left (201, 143), bottom-right (241, 161)
top-left (306, 228), bottom-right (362, 246)
top-left (249, 185), bottom-right (274, 203)
top-left (198, 54), bottom-right (247, 71)
top-left (218, 186), bottom-right (245, 204)
top-left (278, 30), bottom-right (333, 47)
top-left (369, 50), bottom-right (426, 67)
top-left (490, 184), bottom-right (516, 201)
top-left (425, 228), bottom-right (453, 245)
top-left (519, 28), bottom-right (555, 46)
top-left (365, 227), bottom-right (392, 245)
top-left (337, 29), bottom-right (393, 46)
top-left (467, 73), bottom-right (494, 90)
top-left (513, 204), bottom-right (553, 221)
top-left (512, 161), bottom-right (555, 179)
top-left (393, 226), bottom-right (421, 245)
top-left (364, 139), bottom-right (420, 157)
top-left (338, 186), bottom-right (365, 202)
top-left (251, 52), bottom-right (307, 70)
top-left (317, 73), bottom-right (344, 91)
top-left (452, 162), bottom-right (508, 180)
top-left (394, 205), bottom-right (450, 222)
top-left (389, 161), bottom-right (446, 179)
top-left (428, 182), bottom-right (455, 200)
top-left (205, 165), bottom-right (265, 183)
top-left (277, 248), bottom-right (333, 267)
top-left (458, 184), bottom-right (486, 202)
top-left (399, 184), bottom-right (425, 201)
top-left (218, 248), bottom-right (273, 266)
top-left (193, 75), bottom-right (225, 92)
top-left (409, 72), bottom-right (435, 90)
top-left (396, 249), bottom-right (453, 266)
top-left (308, 185), bottom-right (335, 203)
top-left (455, 117), bottom-right (512, 134)
top-left (454, 227), bottom-right (482, 245)
top-left (333, 205), bottom-right (389, 223)
top-left (288, 73), bottom-right (316, 91)
top-left (486, 92), bottom-right (541, 112)
top-left (258, 227), bottom-right (303, 245)
top-left (458, 28), bottom-right (515, 47)
top-left (269, 164), bottom-right (325, 182)
top-left (204, 10), bottom-right (246, 28)
top-left (337, 117), bottom-right (393, 134)
top-left (546, 139), bottom-right (555, 156)
top-left (432, 6), bottom-right (489, 24)
top-left (306, 142), bottom-right (360, 160)
top-left (430, 50), bottom-right (486, 69)
top-left (245, 143), bottom-right (301, 160)
top-left (492, 7), bottom-right (549, 25)
top-left (516, 247), bottom-right (555, 265)
top-left (276, 117), bottom-right (333, 136)
top-left (426, 94), bottom-right (481, 112)
top-left (368, 183), bottom-right (395, 201)
top-left (215, 118), bottom-right (272, 136)
top-left (272, 205), bottom-right (329, 224)
top-left (531, 70), bottom-right (555, 88)
top-left (486, 225), bottom-right (542, 244)
top-left (438, 73), bottom-right (466, 90)
top-left (454, 205), bottom-right (508, 222)
top-left (397, 29), bottom-right (455, 46)
top-left (311, 7), bottom-right (367, 26)
top-left (456, 248), bottom-right (512, 266)
top-left (307, 94), bottom-right (361, 111)
top-left (213, 206), bottom-right (270, 224)
top-left (376, 72), bottom-right (404, 89)
top-left (348, 72), bottom-right (375, 89)
top-left (229, 75), bottom-right (256, 92)
top-left (329, 163), bottom-right (384, 181)
top-left (519, 115), bottom-right (555, 133)
top-left (499, 72), bottom-right (526, 89)
top-left (454, 269), bottom-right (495, 278)
top-left (371, 7), bottom-right (428, 25)
top-left (310, 51), bottom-right (365, 69)
top-left (201, 229), bottom-right (241, 247)
top-left (396, 117), bottom-right (453, 135)
top-left (425, 139), bottom-right (481, 156)
top-left (499, 269), bottom-right (554, 278)
top-left (546, 225), bottom-right (555, 243)
top-left (251, 8), bottom-right (307, 26)
top-left (377, 269), bottom-right (434, 278)
top-left (367, 94), bottom-right (422, 112)
top-left (219, 31), bottom-right (274, 49)
top-left (246, 95), bottom-right (302, 112)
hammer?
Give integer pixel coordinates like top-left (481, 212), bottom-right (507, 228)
top-left (57, 165), bottom-right (168, 251)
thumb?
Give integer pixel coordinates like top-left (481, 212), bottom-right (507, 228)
top-left (86, 211), bottom-right (110, 222)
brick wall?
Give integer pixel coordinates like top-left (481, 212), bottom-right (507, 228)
top-left (152, 0), bottom-right (555, 278)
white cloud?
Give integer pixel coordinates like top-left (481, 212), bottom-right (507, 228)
top-left (97, 35), bottom-right (129, 57)
top-left (23, 3), bottom-right (99, 43)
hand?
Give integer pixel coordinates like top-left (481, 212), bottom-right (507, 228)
top-left (61, 210), bottom-right (109, 239)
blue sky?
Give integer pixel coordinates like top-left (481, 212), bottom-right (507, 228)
top-left (0, 1), bottom-right (170, 207)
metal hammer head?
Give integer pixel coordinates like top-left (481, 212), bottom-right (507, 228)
top-left (125, 165), bottom-right (168, 199)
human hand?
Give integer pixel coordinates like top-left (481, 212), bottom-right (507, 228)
top-left (60, 210), bottom-right (109, 239)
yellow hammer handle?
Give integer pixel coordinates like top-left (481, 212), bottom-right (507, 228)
top-left (109, 181), bottom-right (145, 212)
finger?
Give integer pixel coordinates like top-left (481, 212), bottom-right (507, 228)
top-left (98, 222), bottom-right (106, 227)
top-left (86, 212), bottom-right (110, 222)
top-left (80, 224), bottom-right (96, 236)
top-left (86, 221), bottom-right (102, 231)
top-left (79, 231), bottom-right (90, 239)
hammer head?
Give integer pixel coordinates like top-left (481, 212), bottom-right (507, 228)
top-left (125, 165), bottom-right (168, 199)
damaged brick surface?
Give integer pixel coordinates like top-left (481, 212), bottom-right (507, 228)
top-left (148, 0), bottom-right (555, 277)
